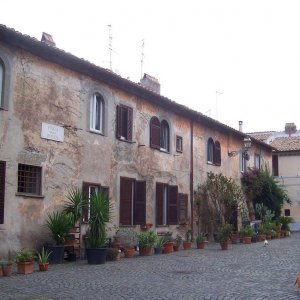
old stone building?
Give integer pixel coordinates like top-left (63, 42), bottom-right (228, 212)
top-left (0, 25), bottom-right (273, 256)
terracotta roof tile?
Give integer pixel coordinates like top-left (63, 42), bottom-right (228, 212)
top-left (248, 132), bottom-right (274, 142)
top-left (270, 136), bottom-right (300, 151)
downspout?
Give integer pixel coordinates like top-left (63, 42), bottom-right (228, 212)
top-left (190, 120), bottom-right (194, 240)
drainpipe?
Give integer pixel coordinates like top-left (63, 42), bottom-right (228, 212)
top-left (190, 121), bottom-right (194, 240)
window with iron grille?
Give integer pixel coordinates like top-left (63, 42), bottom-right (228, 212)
top-left (18, 164), bottom-right (42, 195)
top-left (176, 136), bottom-right (183, 153)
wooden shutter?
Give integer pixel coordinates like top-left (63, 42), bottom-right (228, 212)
top-left (120, 177), bottom-right (133, 225)
top-left (178, 193), bottom-right (188, 224)
top-left (168, 185), bottom-right (178, 225)
top-left (150, 117), bottom-right (160, 149)
top-left (116, 105), bottom-right (122, 138)
top-left (156, 183), bottom-right (164, 225)
top-left (215, 141), bottom-right (221, 166)
top-left (272, 154), bottom-right (279, 176)
top-left (0, 161), bottom-right (6, 224)
top-left (127, 107), bottom-right (133, 141)
top-left (133, 181), bottom-right (146, 225)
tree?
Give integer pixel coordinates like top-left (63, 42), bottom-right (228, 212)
top-left (241, 167), bottom-right (291, 219)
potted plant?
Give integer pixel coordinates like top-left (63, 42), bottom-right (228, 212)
top-left (173, 234), bottom-right (182, 251)
top-left (154, 236), bottom-right (165, 254)
top-left (37, 247), bottom-right (52, 272)
top-left (216, 223), bottom-right (233, 250)
top-left (196, 233), bottom-right (206, 249)
top-left (278, 216), bottom-right (294, 236)
top-left (15, 248), bottom-right (35, 275)
top-left (115, 228), bottom-right (137, 258)
top-left (183, 230), bottom-right (192, 250)
top-left (138, 230), bottom-right (157, 256)
top-left (46, 211), bottom-right (72, 264)
top-left (240, 225), bottom-right (254, 244)
top-left (1, 259), bottom-right (13, 276)
top-left (257, 223), bottom-right (267, 242)
top-left (162, 233), bottom-right (174, 254)
top-left (86, 191), bottom-right (112, 264)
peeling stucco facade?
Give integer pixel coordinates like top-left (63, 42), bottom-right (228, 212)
top-left (0, 26), bottom-right (273, 256)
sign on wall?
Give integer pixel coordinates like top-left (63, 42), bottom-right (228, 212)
top-left (41, 122), bottom-right (64, 142)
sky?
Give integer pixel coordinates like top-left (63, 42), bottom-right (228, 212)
top-left (1, 0), bottom-right (300, 133)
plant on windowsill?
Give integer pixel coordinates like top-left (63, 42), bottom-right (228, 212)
top-left (15, 248), bottom-right (36, 275)
top-left (138, 230), bottom-right (157, 256)
top-left (86, 191), bottom-right (112, 264)
top-left (45, 211), bottom-right (73, 264)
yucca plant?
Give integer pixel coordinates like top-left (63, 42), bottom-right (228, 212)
top-left (63, 188), bottom-right (84, 227)
top-left (46, 211), bottom-right (72, 245)
top-left (37, 247), bottom-right (52, 264)
top-left (87, 191), bottom-right (112, 248)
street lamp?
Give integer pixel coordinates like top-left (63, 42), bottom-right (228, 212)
top-left (228, 136), bottom-right (252, 160)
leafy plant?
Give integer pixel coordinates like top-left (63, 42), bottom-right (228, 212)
top-left (87, 191), bottom-right (112, 248)
top-left (115, 228), bottom-right (138, 248)
top-left (0, 259), bottom-right (13, 266)
top-left (138, 230), bottom-right (157, 249)
top-left (239, 225), bottom-right (254, 238)
top-left (63, 187), bottom-right (84, 226)
top-left (37, 247), bottom-right (52, 263)
top-left (155, 236), bottom-right (166, 248)
top-left (46, 211), bottom-right (73, 245)
top-left (242, 167), bottom-right (291, 218)
top-left (278, 216), bottom-right (294, 231)
top-left (196, 233), bottom-right (206, 243)
top-left (15, 248), bottom-right (35, 263)
top-left (185, 230), bottom-right (192, 242)
top-left (174, 234), bottom-right (182, 245)
top-left (216, 223), bottom-right (233, 243)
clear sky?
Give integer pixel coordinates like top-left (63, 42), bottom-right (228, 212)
top-left (1, 0), bottom-right (300, 133)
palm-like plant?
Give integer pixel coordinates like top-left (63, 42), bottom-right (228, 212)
top-left (46, 211), bottom-right (72, 245)
top-left (63, 188), bottom-right (84, 227)
top-left (87, 191), bottom-right (112, 248)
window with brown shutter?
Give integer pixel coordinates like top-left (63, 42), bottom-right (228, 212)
top-left (168, 186), bottom-right (178, 225)
top-left (272, 154), bottom-right (279, 176)
top-left (150, 117), bottom-right (161, 149)
top-left (133, 181), bottom-right (146, 225)
top-left (116, 105), bottom-right (133, 141)
top-left (82, 182), bottom-right (108, 223)
top-left (207, 138), bottom-right (215, 164)
top-left (178, 193), bottom-right (188, 224)
top-left (215, 141), bottom-right (221, 166)
top-left (120, 177), bottom-right (146, 226)
top-left (156, 183), bottom-right (164, 225)
top-left (0, 161), bottom-right (6, 224)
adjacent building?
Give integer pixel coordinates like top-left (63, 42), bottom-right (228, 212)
top-left (0, 25), bottom-right (274, 256)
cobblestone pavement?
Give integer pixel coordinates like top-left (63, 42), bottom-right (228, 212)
top-left (1, 233), bottom-right (300, 300)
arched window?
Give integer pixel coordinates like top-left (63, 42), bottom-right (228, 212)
top-left (0, 61), bottom-right (4, 108)
top-left (215, 141), bottom-right (221, 166)
top-left (160, 120), bottom-right (170, 152)
top-left (90, 94), bottom-right (104, 134)
top-left (207, 138), bottom-right (215, 164)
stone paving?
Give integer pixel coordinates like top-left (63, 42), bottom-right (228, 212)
top-left (1, 233), bottom-right (300, 300)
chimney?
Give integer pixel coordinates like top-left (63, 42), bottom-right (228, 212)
top-left (239, 121), bottom-right (243, 132)
top-left (41, 32), bottom-right (56, 47)
top-left (285, 123), bottom-right (296, 137)
top-left (139, 73), bottom-right (160, 94)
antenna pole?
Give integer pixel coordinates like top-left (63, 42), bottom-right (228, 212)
top-left (108, 25), bottom-right (112, 71)
top-left (141, 39), bottom-right (144, 78)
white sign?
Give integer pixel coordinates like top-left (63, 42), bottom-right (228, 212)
top-left (41, 122), bottom-right (64, 142)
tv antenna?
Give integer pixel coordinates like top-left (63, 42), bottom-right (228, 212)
top-left (141, 39), bottom-right (145, 78)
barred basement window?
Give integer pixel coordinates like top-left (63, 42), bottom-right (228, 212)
top-left (18, 164), bottom-right (42, 195)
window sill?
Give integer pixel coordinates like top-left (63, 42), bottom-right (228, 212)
top-left (15, 192), bottom-right (45, 199)
top-left (117, 138), bottom-right (135, 144)
top-left (89, 129), bottom-right (105, 136)
top-left (156, 225), bottom-right (169, 228)
top-left (119, 225), bottom-right (137, 228)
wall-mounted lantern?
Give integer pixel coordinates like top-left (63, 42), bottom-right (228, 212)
top-left (228, 136), bottom-right (252, 160)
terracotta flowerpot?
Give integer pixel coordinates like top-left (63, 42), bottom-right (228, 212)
top-left (39, 263), bottom-right (49, 272)
top-left (230, 233), bottom-right (239, 244)
top-left (266, 233), bottom-right (272, 240)
top-left (243, 236), bottom-right (252, 244)
top-left (183, 242), bottom-right (192, 250)
top-left (2, 264), bottom-right (12, 276)
top-left (17, 261), bottom-right (34, 274)
top-left (163, 242), bottom-right (174, 254)
top-left (220, 240), bottom-right (229, 250)
top-left (115, 251), bottom-right (121, 261)
top-left (111, 241), bottom-right (120, 249)
top-left (257, 234), bottom-right (266, 242)
top-left (124, 247), bottom-right (135, 258)
top-left (196, 242), bottom-right (205, 249)
top-left (139, 247), bottom-right (152, 256)
top-left (173, 244), bottom-right (180, 251)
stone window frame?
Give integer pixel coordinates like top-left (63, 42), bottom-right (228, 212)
top-left (0, 49), bottom-right (12, 110)
top-left (17, 164), bottom-right (42, 196)
top-left (89, 93), bottom-right (105, 135)
top-left (149, 117), bottom-right (171, 153)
